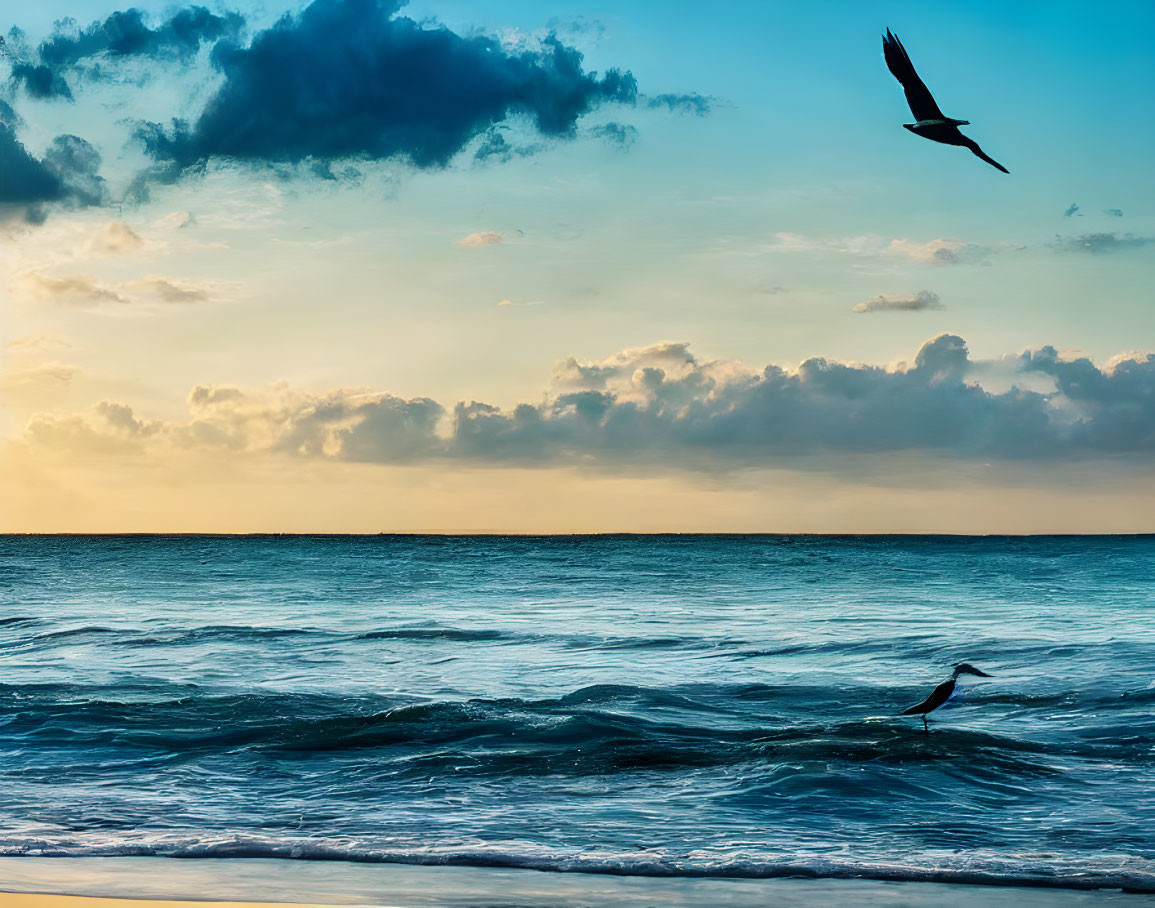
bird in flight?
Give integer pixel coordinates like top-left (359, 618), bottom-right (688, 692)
top-left (903, 663), bottom-right (992, 732)
top-left (883, 29), bottom-right (1008, 174)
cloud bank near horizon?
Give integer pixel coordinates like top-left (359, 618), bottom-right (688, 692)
top-left (19, 335), bottom-right (1155, 471)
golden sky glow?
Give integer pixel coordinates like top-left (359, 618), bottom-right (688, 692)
top-left (2, 1), bottom-right (1154, 532)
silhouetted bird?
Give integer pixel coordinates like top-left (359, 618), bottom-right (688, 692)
top-left (903, 663), bottom-right (992, 732)
top-left (882, 29), bottom-right (1008, 174)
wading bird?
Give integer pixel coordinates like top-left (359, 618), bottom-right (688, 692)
top-left (882, 29), bottom-right (1009, 174)
top-left (903, 663), bottom-right (992, 732)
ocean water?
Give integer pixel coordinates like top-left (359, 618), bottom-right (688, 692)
top-left (1, 535), bottom-right (1154, 893)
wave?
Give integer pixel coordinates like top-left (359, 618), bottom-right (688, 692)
top-left (30, 626), bottom-right (125, 642)
top-left (1, 837), bottom-right (1152, 892)
top-left (3, 683), bottom-right (1149, 771)
top-left (8, 620), bottom-right (741, 653)
top-left (356, 628), bottom-right (508, 642)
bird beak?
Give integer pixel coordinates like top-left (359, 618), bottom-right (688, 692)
top-left (974, 669), bottom-right (992, 677)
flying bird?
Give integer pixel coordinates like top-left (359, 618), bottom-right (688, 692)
top-left (882, 29), bottom-right (1008, 174)
top-left (903, 663), bottom-right (992, 732)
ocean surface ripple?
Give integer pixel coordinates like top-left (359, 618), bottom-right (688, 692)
top-left (1, 535), bottom-right (1154, 891)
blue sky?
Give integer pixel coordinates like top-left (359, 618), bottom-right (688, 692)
top-left (1, 0), bottom-right (1153, 531)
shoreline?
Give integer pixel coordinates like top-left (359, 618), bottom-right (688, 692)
top-left (2, 899), bottom-right (338, 908)
top-left (2, 858), bottom-right (1151, 907)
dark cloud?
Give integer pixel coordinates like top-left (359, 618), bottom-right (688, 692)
top-left (0, 104), bottom-right (61, 208)
top-left (447, 336), bottom-right (1153, 465)
top-left (1063, 203), bottom-right (1080, 217)
top-left (645, 93), bottom-right (715, 116)
top-left (30, 336), bottom-right (1155, 468)
top-left (38, 7), bottom-right (243, 67)
top-left (0, 102), bottom-right (107, 220)
top-left (544, 16), bottom-right (607, 42)
top-left (9, 62), bottom-right (73, 100)
top-left (1104, 208), bottom-right (1123, 217)
top-left (852, 290), bottom-right (942, 313)
top-left (6, 7), bottom-right (242, 102)
top-left (1019, 347), bottom-right (1155, 454)
top-left (137, 0), bottom-right (637, 180)
top-left (591, 122), bottom-right (638, 148)
top-left (472, 129), bottom-right (542, 164)
top-left (1049, 233), bottom-right (1153, 254)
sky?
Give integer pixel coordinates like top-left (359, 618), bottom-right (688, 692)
top-left (1, 0), bottom-right (1153, 532)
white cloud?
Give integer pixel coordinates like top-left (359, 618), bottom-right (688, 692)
top-left (153, 210), bottom-right (192, 230)
top-left (852, 290), bottom-right (942, 313)
top-left (15, 273), bottom-right (128, 307)
top-left (766, 232), bottom-right (1008, 265)
top-left (0, 361), bottom-right (80, 388)
top-left (457, 231), bottom-right (504, 248)
top-left (84, 221), bottom-right (145, 257)
top-left (5, 335), bottom-right (74, 352)
top-left (12, 271), bottom-right (220, 311)
top-left (883, 237), bottom-right (1001, 266)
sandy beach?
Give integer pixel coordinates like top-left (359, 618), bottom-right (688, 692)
top-left (2, 858), bottom-right (1152, 908)
top-left (1, 898), bottom-right (337, 908)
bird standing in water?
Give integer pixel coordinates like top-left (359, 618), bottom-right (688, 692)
top-left (882, 29), bottom-right (1009, 173)
top-left (903, 663), bottom-right (992, 732)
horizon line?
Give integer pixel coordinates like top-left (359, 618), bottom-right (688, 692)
top-left (3, 531), bottom-right (1154, 539)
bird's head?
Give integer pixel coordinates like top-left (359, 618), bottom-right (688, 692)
top-left (952, 663), bottom-right (991, 678)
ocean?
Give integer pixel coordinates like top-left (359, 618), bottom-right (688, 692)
top-left (1, 535), bottom-right (1153, 895)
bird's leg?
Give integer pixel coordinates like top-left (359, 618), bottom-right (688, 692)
top-left (922, 716), bottom-right (929, 734)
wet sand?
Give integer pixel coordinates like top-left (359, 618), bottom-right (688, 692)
top-left (1, 857), bottom-right (1151, 907)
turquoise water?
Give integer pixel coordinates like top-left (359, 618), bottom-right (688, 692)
top-left (1, 535), bottom-right (1153, 891)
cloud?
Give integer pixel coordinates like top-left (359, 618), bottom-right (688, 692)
top-left (471, 129), bottom-right (543, 164)
top-left (136, 0), bottom-right (637, 182)
top-left (1049, 233), bottom-right (1153, 254)
top-left (125, 276), bottom-right (210, 304)
top-left (85, 220), bottom-right (145, 256)
top-left (544, 16), bottom-right (607, 43)
top-left (5, 335), bottom-right (74, 352)
top-left (457, 231), bottom-right (503, 249)
top-left (36, 7), bottom-right (243, 68)
top-left (590, 121), bottom-right (637, 147)
top-left (852, 290), bottom-right (942, 313)
top-left (24, 401), bottom-right (161, 455)
top-left (767, 232), bottom-right (1004, 266)
top-left (644, 93), bottom-right (715, 116)
top-left (883, 237), bottom-right (1000, 266)
top-left (0, 361), bottom-right (80, 388)
top-left (29, 335), bottom-right (1155, 469)
top-left (1063, 203), bottom-right (1080, 217)
top-left (1104, 209), bottom-right (1123, 217)
top-left (15, 273), bottom-right (127, 306)
top-left (28, 385), bottom-right (445, 461)
top-left (153, 210), bottom-right (192, 230)
top-left (9, 62), bottom-right (73, 100)
top-left (0, 103), bottom-right (107, 220)
top-left (13, 271), bottom-right (215, 309)
top-left (5, 7), bottom-right (241, 106)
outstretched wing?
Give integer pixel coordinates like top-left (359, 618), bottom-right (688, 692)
top-left (960, 136), bottom-right (1010, 173)
top-left (902, 679), bottom-right (954, 715)
top-left (883, 29), bottom-right (945, 121)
